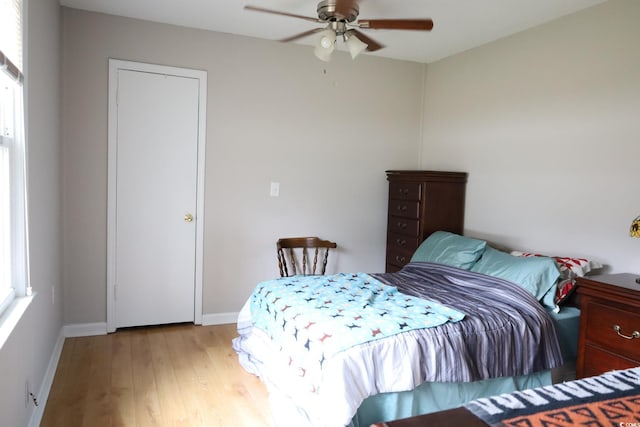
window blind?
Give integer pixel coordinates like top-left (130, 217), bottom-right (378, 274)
top-left (0, 0), bottom-right (23, 82)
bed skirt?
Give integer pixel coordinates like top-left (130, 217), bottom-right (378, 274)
top-left (263, 369), bottom-right (551, 427)
top-left (349, 370), bottom-right (551, 426)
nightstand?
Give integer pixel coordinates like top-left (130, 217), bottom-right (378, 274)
top-left (576, 273), bottom-right (640, 378)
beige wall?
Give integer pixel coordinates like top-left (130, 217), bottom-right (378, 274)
top-left (61, 0), bottom-right (640, 326)
top-left (61, 8), bottom-right (425, 324)
top-left (421, 0), bottom-right (640, 273)
top-left (0, 0), bottom-right (64, 425)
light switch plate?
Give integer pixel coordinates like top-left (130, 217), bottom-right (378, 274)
top-left (270, 182), bottom-right (280, 197)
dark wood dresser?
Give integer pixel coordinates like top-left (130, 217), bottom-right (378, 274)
top-left (576, 273), bottom-right (640, 378)
top-left (372, 407), bottom-right (488, 427)
top-left (385, 170), bottom-right (467, 273)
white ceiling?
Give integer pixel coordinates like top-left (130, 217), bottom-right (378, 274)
top-left (58, 0), bottom-right (607, 63)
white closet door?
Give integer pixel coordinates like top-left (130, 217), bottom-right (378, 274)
top-left (113, 68), bottom-right (199, 328)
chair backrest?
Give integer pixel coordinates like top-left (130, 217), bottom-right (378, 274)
top-left (276, 237), bottom-right (337, 277)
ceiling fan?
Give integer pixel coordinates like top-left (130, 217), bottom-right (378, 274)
top-left (244, 0), bottom-right (434, 61)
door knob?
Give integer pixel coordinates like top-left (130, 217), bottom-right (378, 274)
top-left (184, 213), bottom-right (194, 223)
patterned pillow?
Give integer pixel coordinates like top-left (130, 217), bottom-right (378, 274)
top-left (552, 256), bottom-right (601, 279)
top-left (555, 278), bottom-right (577, 305)
top-left (510, 251), bottom-right (602, 306)
top-left (511, 251), bottom-right (601, 279)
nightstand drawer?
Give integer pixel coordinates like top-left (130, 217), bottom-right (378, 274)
top-left (586, 301), bottom-right (640, 359)
top-left (575, 273), bottom-right (640, 379)
top-left (582, 344), bottom-right (639, 378)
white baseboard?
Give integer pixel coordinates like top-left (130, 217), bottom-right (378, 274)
top-left (202, 312), bottom-right (238, 325)
top-left (63, 322), bottom-right (107, 337)
top-left (61, 313), bottom-right (238, 337)
top-left (27, 328), bottom-right (65, 427)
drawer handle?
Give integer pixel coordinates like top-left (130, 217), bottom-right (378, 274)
top-left (613, 324), bottom-right (640, 340)
top-left (395, 255), bottom-right (406, 263)
top-left (396, 222), bottom-right (407, 229)
top-left (396, 205), bottom-right (407, 211)
top-left (395, 238), bottom-right (406, 246)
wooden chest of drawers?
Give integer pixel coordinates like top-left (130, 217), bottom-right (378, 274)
top-left (576, 273), bottom-right (640, 378)
top-left (385, 171), bottom-right (467, 273)
top-left (372, 407), bottom-right (488, 427)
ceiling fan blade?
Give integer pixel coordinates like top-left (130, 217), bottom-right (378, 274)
top-left (279, 28), bottom-right (325, 43)
top-left (244, 5), bottom-right (322, 23)
top-left (357, 19), bottom-right (434, 31)
top-left (350, 29), bottom-right (384, 52)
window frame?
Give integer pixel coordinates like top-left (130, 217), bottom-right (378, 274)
top-left (0, 68), bottom-right (29, 317)
top-left (0, 0), bottom-right (31, 345)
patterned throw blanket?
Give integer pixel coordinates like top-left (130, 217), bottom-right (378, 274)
top-left (465, 367), bottom-right (640, 426)
top-left (250, 272), bottom-right (465, 392)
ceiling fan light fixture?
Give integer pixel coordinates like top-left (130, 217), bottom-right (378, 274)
top-left (314, 28), bottom-right (336, 62)
top-left (344, 31), bottom-right (368, 59)
top-left (246, 2), bottom-right (435, 63)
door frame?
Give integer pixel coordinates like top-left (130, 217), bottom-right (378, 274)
top-left (106, 59), bottom-right (207, 332)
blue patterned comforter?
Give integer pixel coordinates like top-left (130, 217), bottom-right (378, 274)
top-left (250, 272), bottom-right (465, 390)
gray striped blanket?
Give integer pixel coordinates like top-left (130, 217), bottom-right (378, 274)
top-left (371, 262), bottom-right (564, 382)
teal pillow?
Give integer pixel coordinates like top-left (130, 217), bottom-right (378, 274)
top-left (410, 231), bottom-right (487, 270)
top-left (471, 246), bottom-right (560, 308)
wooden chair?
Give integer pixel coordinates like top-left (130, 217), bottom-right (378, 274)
top-left (277, 237), bottom-right (337, 277)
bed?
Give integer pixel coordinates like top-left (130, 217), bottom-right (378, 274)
top-left (233, 231), bottom-right (597, 427)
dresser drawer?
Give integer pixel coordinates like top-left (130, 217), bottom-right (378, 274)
top-left (585, 301), bottom-right (640, 360)
top-left (387, 232), bottom-right (420, 254)
top-left (388, 200), bottom-right (420, 219)
top-left (388, 217), bottom-right (420, 237)
top-left (389, 182), bottom-right (422, 201)
top-left (386, 248), bottom-right (414, 270)
top-left (582, 344), bottom-right (639, 378)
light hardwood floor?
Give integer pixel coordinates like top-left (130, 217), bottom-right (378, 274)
top-left (40, 324), bottom-right (272, 427)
